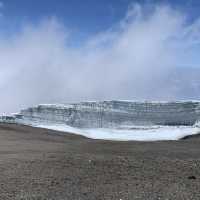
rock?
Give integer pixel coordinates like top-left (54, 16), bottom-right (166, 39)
top-left (188, 176), bottom-right (196, 180)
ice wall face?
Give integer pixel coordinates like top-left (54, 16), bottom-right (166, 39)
top-left (11, 101), bottom-right (200, 128)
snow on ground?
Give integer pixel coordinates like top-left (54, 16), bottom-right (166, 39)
top-left (34, 124), bottom-right (200, 141)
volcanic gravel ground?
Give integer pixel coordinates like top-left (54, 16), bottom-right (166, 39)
top-left (0, 123), bottom-right (200, 200)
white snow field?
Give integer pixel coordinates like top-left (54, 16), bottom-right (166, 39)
top-left (34, 124), bottom-right (200, 141)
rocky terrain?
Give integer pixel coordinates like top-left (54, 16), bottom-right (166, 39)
top-left (0, 123), bottom-right (200, 199)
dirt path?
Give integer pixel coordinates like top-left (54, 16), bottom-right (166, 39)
top-left (0, 123), bottom-right (200, 200)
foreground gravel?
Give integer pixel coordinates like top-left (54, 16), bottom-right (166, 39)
top-left (0, 123), bottom-right (200, 200)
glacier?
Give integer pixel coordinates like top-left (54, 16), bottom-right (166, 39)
top-left (1, 100), bottom-right (200, 141)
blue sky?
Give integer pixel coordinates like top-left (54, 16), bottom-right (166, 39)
top-left (1, 0), bottom-right (200, 39)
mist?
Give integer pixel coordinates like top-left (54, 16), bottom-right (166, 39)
top-left (1, 3), bottom-right (200, 114)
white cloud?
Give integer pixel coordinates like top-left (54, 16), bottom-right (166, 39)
top-left (0, 3), bottom-right (200, 114)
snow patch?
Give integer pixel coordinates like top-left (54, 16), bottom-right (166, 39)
top-left (34, 124), bottom-right (200, 141)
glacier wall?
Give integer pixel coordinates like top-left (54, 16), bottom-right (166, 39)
top-left (10, 101), bottom-right (200, 128)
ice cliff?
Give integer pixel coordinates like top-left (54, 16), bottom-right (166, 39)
top-left (4, 100), bottom-right (200, 128)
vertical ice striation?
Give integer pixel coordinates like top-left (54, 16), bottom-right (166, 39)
top-left (8, 100), bottom-right (200, 128)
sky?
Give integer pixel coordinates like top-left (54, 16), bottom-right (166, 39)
top-left (0, 0), bottom-right (200, 114)
top-left (1, 0), bottom-right (200, 41)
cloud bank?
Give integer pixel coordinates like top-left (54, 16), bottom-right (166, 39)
top-left (0, 3), bottom-right (200, 114)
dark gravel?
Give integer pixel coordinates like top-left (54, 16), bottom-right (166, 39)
top-left (0, 123), bottom-right (200, 200)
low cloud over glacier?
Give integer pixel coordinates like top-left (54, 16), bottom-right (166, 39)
top-left (1, 3), bottom-right (200, 114)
